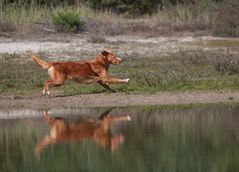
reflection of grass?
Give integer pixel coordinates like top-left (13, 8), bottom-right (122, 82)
top-left (124, 111), bottom-right (239, 172)
top-left (1, 50), bottom-right (239, 95)
top-left (1, 105), bottom-right (239, 171)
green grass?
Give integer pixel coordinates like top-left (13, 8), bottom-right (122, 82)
top-left (52, 8), bottom-right (85, 33)
top-left (1, 50), bottom-right (239, 95)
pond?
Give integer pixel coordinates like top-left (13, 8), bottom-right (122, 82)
top-left (1, 104), bottom-right (239, 172)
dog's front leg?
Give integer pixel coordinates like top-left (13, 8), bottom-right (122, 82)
top-left (101, 76), bottom-right (130, 84)
top-left (98, 81), bottom-right (116, 92)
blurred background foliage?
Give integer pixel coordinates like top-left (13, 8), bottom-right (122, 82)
top-left (0, 0), bottom-right (229, 15)
top-left (0, 0), bottom-right (238, 36)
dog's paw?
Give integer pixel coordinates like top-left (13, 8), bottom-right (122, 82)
top-left (125, 78), bottom-right (130, 83)
top-left (127, 115), bottom-right (131, 121)
top-left (42, 90), bottom-right (50, 96)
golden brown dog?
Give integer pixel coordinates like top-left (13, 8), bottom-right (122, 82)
top-left (32, 51), bottom-right (129, 95)
top-left (35, 110), bottom-right (131, 157)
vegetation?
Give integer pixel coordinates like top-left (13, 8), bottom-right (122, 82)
top-left (213, 0), bottom-right (239, 37)
top-left (0, 0), bottom-right (238, 36)
top-left (1, 50), bottom-right (239, 95)
top-left (0, 18), bottom-right (16, 32)
top-left (52, 8), bottom-right (85, 33)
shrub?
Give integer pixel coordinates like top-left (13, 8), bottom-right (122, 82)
top-left (52, 9), bottom-right (85, 33)
top-left (213, 0), bottom-right (239, 37)
top-left (0, 18), bottom-right (16, 32)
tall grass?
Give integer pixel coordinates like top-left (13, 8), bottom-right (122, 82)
top-left (0, 1), bottom-right (238, 36)
top-left (0, 2), bottom-right (216, 35)
top-left (213, 0), bottom-right (239, 37)
top-left (0, 4), bottom-right (126, 34)
top-left (152, 4), bottom-right (215, 31)
top-left (0, 4), bottom-right (52, 32)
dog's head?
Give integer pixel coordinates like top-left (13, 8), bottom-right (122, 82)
top-left (101, 51), bottom-right (122, 65)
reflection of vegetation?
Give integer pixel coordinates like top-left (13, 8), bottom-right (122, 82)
top-left (1, 105), bottom-right (239, 171)
top-left (0, 119), bottom-right (47, 172)
top-left (123, 120), bottom-right (239, 172)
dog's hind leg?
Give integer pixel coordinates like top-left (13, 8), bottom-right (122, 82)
top-left (44, 111), bottom-right (56, 125)
top-left (42, 66), bottom-right (66, 95)
top-left (43, 79), bottom-right (53, 95)
top-left (43, 77), bottom-right (65, 95)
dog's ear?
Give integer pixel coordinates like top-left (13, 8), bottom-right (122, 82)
top-left (101, 51), bottom-right (109, 57)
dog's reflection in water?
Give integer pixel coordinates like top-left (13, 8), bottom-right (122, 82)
top-left (35, 109), bottom-right (131, 157)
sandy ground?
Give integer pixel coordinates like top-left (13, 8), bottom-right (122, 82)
top-left (1, 34), bottom-right (239, 60)
top-left (0, 91), bottom-right (238, 110)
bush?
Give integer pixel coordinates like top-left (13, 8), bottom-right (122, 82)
top-left (213, 0), bottom-right (239, 37)
top-left (0, 18), bottom-right (16, 32)
top-left (52, 9), bottom-right (85, 33)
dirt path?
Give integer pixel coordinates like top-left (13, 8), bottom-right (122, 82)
top-left (0, 91), bottom-right (238, 110)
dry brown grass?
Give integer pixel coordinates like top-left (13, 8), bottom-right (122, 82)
top-left (213, 0), bottom-right (239, 37)
top-left (0, 4), bottom-right (215, 36)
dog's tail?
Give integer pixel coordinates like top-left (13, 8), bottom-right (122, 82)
top-left (32, 54), bottom-right (50, 70)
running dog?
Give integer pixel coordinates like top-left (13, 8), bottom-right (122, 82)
top-left (32, 51), bottom-right (129, 95)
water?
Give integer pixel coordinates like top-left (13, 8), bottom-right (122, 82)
top-left (1, 104), bottom-right (239, 172)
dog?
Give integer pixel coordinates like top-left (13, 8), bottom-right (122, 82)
top-left (32, 51), bottom-right (129, 95)
top-left (34, 109), bottom-right (131, 157)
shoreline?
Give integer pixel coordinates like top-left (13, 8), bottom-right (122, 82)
top-left (0, 91), bottom-right (238, 110)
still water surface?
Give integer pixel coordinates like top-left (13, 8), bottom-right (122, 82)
top-left (1, 104), bottom-right (239, 172)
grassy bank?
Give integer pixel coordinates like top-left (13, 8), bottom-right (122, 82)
top-left (1, 50), bottom-right (239, 95)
